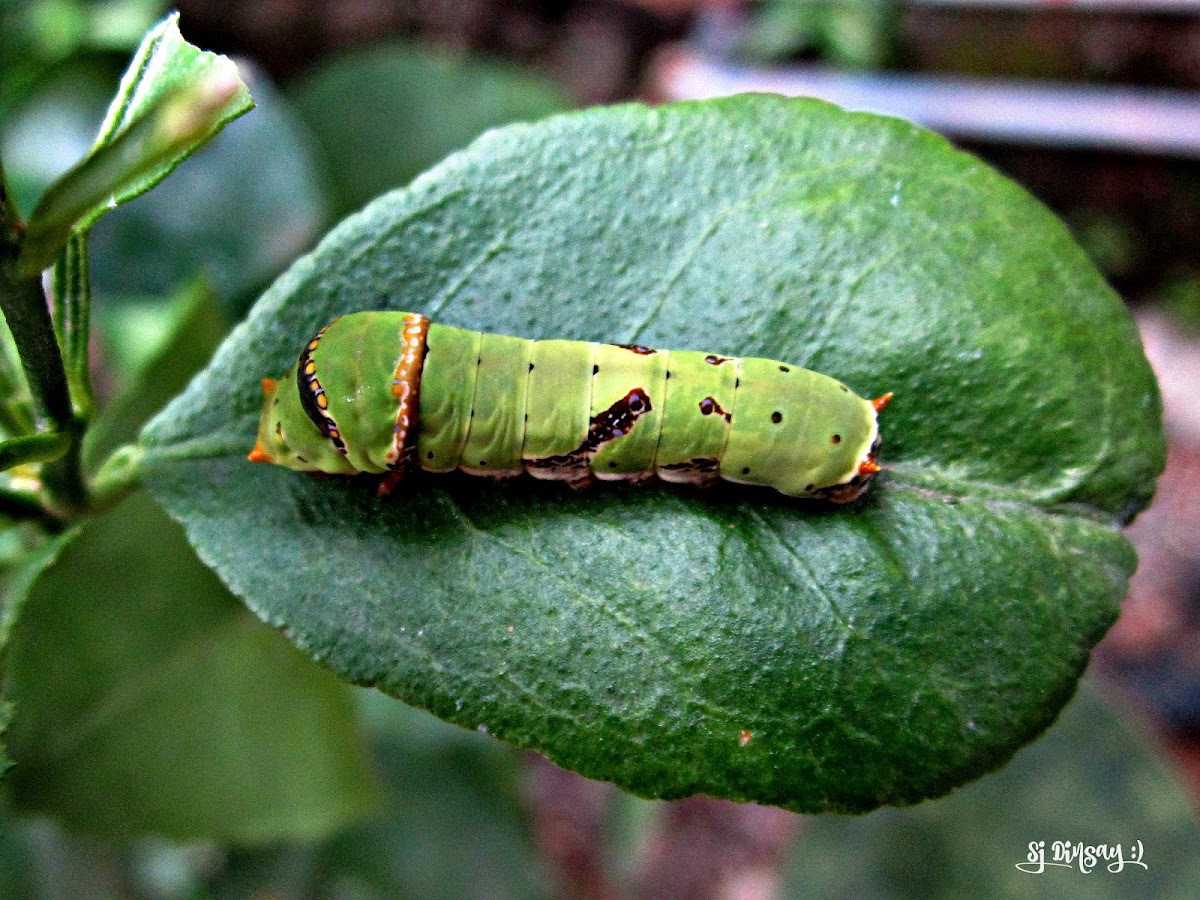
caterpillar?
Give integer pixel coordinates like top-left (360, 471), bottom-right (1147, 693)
top-left (248, 311), bottom-right (892, 502)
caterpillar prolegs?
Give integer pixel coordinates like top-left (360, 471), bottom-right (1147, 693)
top-left (249, 311), bottom-right (892, 502)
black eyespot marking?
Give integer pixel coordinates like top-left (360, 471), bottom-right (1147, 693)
top-left (593, 364), bottom-right (599, 375)
top-left (427, 451), bottom-right (434, 459)
top-left (831, 434), bottom-right (841, 444)
top-left (529, 362), bottom-right (535, 371)
top-left (296, 454), bottom-right (308, 463)
top-left (779, 365), bottom-right (790, 372)
top-left (479, 460), bottom-right (487, 466)
top-left (742, 467), bottom-right (751, 475)
top-left (609, 461), bottom-right (617, 468)
top-left (735, 378), bottom-right (741, 388)
top-left (805, 483), bottom-right (815, 492)
top-left (771, 411), bottom-right (783, 424)
top-left (665, 371), bottom-right (671, 379)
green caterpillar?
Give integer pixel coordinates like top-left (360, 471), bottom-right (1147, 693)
top-left (249, 311), bottom-right (891, 502)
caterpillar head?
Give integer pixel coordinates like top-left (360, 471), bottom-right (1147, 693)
top-left (248, 372), bottom-right (351, 474)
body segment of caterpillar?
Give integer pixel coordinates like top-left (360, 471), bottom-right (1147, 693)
top-left (249, 311), bottom-right (892, 502)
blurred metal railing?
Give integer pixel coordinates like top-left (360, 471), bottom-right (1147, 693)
top-left (654, 47), bottom-right (1200, 157)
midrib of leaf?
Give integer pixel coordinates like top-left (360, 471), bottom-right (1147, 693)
top-left (143, 439), bottom-right (1135, 536)
top-left (882, 468), bottom-right (1125, 523)
top-left (94, 20), bottom-right (167, 146)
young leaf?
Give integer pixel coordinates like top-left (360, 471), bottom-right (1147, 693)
top-left (140, 96), bottom-right (1164, 813)
top-left (18, 13), bottom-right (253, 274)
top-left (87, 67), bottom-right (327, 315)
top-left (0, 432), bottom-right (70, 471)
top-left (51, 233), bottom-right (92, 418)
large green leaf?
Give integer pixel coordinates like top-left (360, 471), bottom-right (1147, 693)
top-left (0, 689), bottom-right (547, 899)
top-left (207, 692), bottom-right (549, 899)
top-left (140, 95), bottom-right (1164, 813)
top-left (3, 492), bottom-right (375, 842)
top-left (0, 527), bottom-right (79, 771)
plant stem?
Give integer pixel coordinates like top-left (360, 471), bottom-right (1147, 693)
top-left (0, 486), bottom-right (52, 525)
top-left (0, 161), bottom-right (74, 432)
top-left (1, 162), bottom-right (94, 519)
top-left (38, 424), bottom-right (88, 516)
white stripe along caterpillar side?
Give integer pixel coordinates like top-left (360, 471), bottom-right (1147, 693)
top-left (249, 311), bottom-right (892, 502)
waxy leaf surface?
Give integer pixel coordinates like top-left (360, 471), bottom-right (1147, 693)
top-left (141, 96), bottom-right (1163, 812)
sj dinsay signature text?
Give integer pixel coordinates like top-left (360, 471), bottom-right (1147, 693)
top-left (1017, 840), bottom-right (1148, 874)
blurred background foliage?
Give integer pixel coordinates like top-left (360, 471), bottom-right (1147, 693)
top-left (1, 0), bottom-right (1198, 896)
top-left (732, 0), bottom-right (900, 70)
top-left (288, 43), bottom-right (572, 219)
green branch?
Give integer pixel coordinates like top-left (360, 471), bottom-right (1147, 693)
top-left (0, 167), bottom-right (74, 432)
